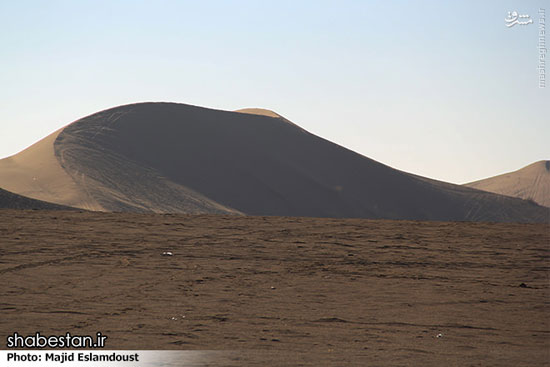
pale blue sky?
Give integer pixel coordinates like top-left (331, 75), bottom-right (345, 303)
top-left (1, 0), bottom-right (548, 184)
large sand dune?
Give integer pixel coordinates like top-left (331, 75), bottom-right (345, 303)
top-left (465, 161), bottom-right (550, 207)
top-left (0, 102), bottom-right (547, 222)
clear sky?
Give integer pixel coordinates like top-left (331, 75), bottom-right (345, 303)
top-left (1, 0), bottom-right (548, 184)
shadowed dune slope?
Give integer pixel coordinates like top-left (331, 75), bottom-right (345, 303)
top-left (0, 102), bottom-right (548, 222)
top-left (0, 188), bottom-right (75, 210)
top-left (465, 161), bottom-right (550, 208)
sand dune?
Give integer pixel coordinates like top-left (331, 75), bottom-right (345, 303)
top-left (0, 188), bottom-right (74, 210)
top-left (0, 102), bottom-right (547, 222)
top-left (465, 161), bottom-right (550, 207)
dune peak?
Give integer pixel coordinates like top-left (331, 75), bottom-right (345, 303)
top-left (234, 108), bottom-right (284, 119)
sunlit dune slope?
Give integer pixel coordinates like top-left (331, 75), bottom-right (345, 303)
top-left (465, 161), bottom-right (550, 208)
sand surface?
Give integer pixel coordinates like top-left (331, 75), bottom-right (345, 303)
top-left (0, 128), bottom-right (101, 211)
top-left (1, 210), bottom-right (548, 365)
top-left (466, 160), bottom-right (550, 208)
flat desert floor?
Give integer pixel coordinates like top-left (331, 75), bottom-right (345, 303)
top-left (0, 210), bottom-right (548, 366)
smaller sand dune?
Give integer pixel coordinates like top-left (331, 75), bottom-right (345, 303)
top-left (235, 108), bottom-right (303, 129)
top-left (0, 188), bottom-right (75, 210)
top-left (236, 108), bottom-right (284, 119)
top-left (465, 161), bottom-right (550, 207)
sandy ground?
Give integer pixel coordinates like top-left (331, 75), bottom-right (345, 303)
top-left (0, 210), bottom-right (548, 366)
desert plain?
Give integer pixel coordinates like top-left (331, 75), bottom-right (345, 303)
top-left (0, 209), bottom-right (548, 366)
